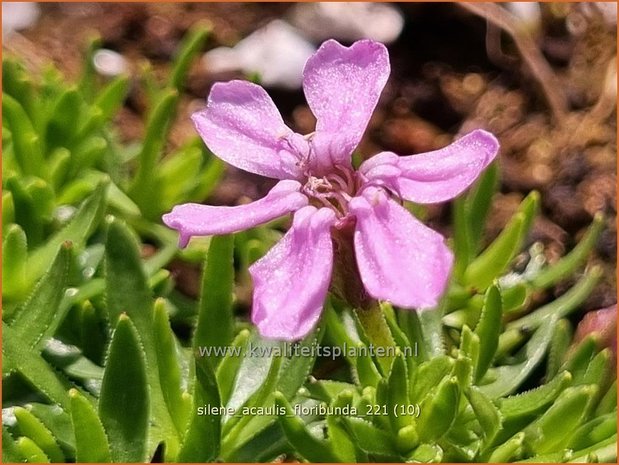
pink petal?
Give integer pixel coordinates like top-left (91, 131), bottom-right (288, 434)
top-left (349, 188), bottom-right (453, 309)
top-left (303, 39), bottom-right (389, 173)
top-left (360, 129), bottom-right (499, 203)
top-left (250, 206), bottom-right (336, 341)
top-left (192, 80), bottom-right (306, 180)
top-left (162, 180), bottom-right (308, 247)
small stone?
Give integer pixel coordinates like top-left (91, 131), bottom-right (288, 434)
top-left (93, 49), bottom-right (129, 77)
top-left (289, 2), bottom-right (404, 44)
top-left (203, 20), bottom-right (315, 89)
top-left (2, 2), bottom-right (40, 38)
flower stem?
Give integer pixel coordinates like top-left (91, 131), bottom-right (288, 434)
top-left (355, 302), bottom-right (396, 375)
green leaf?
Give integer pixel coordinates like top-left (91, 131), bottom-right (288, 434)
top-left (3, 426), bottom-right (24, 462)
top-left (464, 191), bottom-right (539, 289)
top-left (170, 26), bottom-right (209, 90)
top-left (3, 94), bottom-right (44, 177)
top-left (105, 218), bottom-right (180, 458)
top-left (452, 163), bottom-right (499, 277)
top-left (523, 385), bottom-right (597, 454)
top-left (342, 416), bottom-right (397, 457)
top-left (474, 285), bottom-right (502, 381)
top-left (26, 403), bottom-right (74, 457)
top-left (411, 355), bottom-right (454, 402)
top-left (28, 184), bottom-right (106, 285)
top-left (481, 317), bottom-right (554, 398)
top-left (99, 315), bottom-right (149, 462)
top-left (216, 329), bottom-right (250, 406)
top-left (129, 89), bottom-right (179, 217)
top-left (595, 380), bottom-right (616, 416)
top-left (466, 386), bottom-right (502, 445)
top-left (387, 353), bottom-right (412, 432)
top-left (408, 443), bottom-right (444, 462)
top-left (5, 176), bottom-right (44, 246)
top-left (177, 357), bottom-right (221, 462)
top-left (274, 392), bottom-right (340, 462)
top-left (45, 87), bottom-right (82, 149)
top-left (531, 212), bottom-right (604, 289)
top-left (567, 413), bottom-right (616, 451)
top-left (193, 234), bottom-right (235, 368)
top-left (9, 243), bottom-right (72, 348)
top-left (2, 322), bottom-right (71, 409)
top-left (15, 437), bottom-right (50, 463)
top-left (506, 267), bottom-right (602, 332)
top-left (487, 432), bottom-right (524, 462)
top-left (417, 376), bottom-right (459, 442)
top-left (499, 371), bottom-right (572, 420)
top-left (14, 407), bottom-right (64, 462)
top-left (153, 299), bottom-right (188, 433)
top-left (546, 319), bottom-right (573, 379)
top-left (2, 224), bottom-right (28, 301)
top-left (69, 389), bottom-right (111, 462)
top-left (93, 75), bottom-right (130, 122)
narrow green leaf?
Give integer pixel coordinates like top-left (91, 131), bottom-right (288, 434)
top-left (2, 224), bottom-right (28, 301)
top-left (524, 385), bottom-right (597, 454)
top-left (170, 27), bottom-right (209, 90)
top-left (194, 234), bottom-right (235, 367)
top-left (567, 413), bottom-right (617, 451)
top-left (93, 74), bottom-right (130, 121)
top-left (3, 426), bottom-right (24, 462)
top-left (387, 353), bottom-right (412, 432)
top-left (153, 299), bottom-right (187, 433)
top-left (15, 437), bottom-right (50, 463)
top-left (9, 243), bottom-right (72, 348)
top-left (2, 323), bottom-right (71, 409)
top-left (14, 407), bottom-right (64, 462)
top-left (507, 267), bottom-right (602, 332)
top-left (595, 380), bottom-right (616, 416)
top-left (105, 218), bottom-right (180, 458)
top-left (464, 192), bottom-right (539, 289)
top-left (177, 357), bottom-right (221, 462)
top-left (129, 89), bottom-right (179, 216)
top-left (99, 315), bottom-right (149, 462)
top-left (466, 386), bottom-right (502, 445)
top-left (70, 389), bottom-right (111, 462)
top-left (487, 432), bottom-right (524, 462)
top-left (481, 317), bottom-right (555, 398)
top-left (2, 94), bottom-right (44, 177)
top-left (546, 319), bottom-right (573, 379)
top-left (531, 212), bottom-right (605, 289)
top-left (499, 371), bottom-right (572, 420)
top-left (45, 87), bottom-right (82, 149)
top-left (274, 392), bottom-right (340, 462)
top-left (411, 355), bottom-right (455, 402)
top-left (28, 184), bottom-right (106, 284)
top-left (216, 329), bottom-right (251, 406)
top-left (408, 443), bottom-right (444, 462)
top-left (417, 376), bottom-right (459, 442)
top-left (342, 416), bottom-right (397, 457)
top-left (474, 285), bottom-right (502, 381)
top-left (5, 176), bottom-right (43, 246)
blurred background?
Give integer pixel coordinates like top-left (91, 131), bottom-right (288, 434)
top-left (3, 2), bottom-right (616, 310)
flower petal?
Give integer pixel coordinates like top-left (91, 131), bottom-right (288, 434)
top-left (192, 80), bottom-right (305, 179)
top-left (162, 180), bottom-right (308, 247)
top-left (349, 188), bottom-right (453, 309)
top-left (250, 206), bottom-right (336, 341)
top-left (303, 39), bottom-right (389, 172)
top-left (360, 129), bottom-right (499, 203)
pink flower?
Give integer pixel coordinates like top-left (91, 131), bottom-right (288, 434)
top-left (163, 39), bottom-right (499, 341)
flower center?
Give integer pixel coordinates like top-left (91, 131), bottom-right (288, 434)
top-left (302, 165), bottom-right (361, 220)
